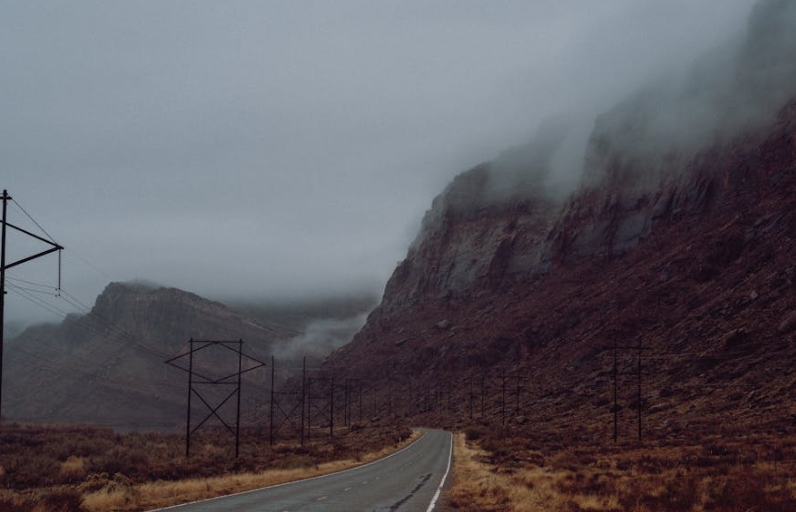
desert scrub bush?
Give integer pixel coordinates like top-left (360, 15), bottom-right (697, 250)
top-left (79, 473), bottom-right (113, 494)
top-left (79, 472), bottom-right (140, 511)
top-left (464, 425), bottom-right (486, 441)
top-left (0, 495), bottom-right (30, 512)
top-left (87, 445), bottom-right (148, 479)
top-left (659, 473), bottom-right (700, 511)
top-left (704, 473), bottom-right (795, 512)
top-left (547, 449), bottom-right (588, 472)
top-left (447, 478), bottom-right (513, 512)
top-left (37, 488), bottom-right (87, 512)
top-left (49, 431), bottom-right (116, 460)
top-left (0, 488), bottom-right (87, 512)
top-left (555, 470), bottom-right (614, 497)
top-left (2, 453), bottom-right (61, 488)
top-left (59, 456), bottom-right (88, 483)
top-left (276, 453), bottom-right (316, 470)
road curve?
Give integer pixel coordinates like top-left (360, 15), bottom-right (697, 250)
top-left (151, 429), bottom-right (453, 512)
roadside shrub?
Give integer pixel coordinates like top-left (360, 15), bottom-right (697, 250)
top-left (660, 474), bottom-right (700, 511)
top-left (78, 472), bottom-right (112, 494)
top-left (59, 456), bottom-right (87, 483)
top-left (464, 426), bottom-right (486, 441)
top-left (0, 496), bottom-right (31, 512)
top-left (705, 474), bottom-right (793, 512)
top-left (37, 488), bottom-right (86, 512)
top-left (277, 453), bottom-right (315, 470)
top-left (87, 446), bottom-right (148, 478)
top-left (2, 454), bottom-right (60, 488)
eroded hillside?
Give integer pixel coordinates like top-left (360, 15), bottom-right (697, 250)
top-left (329, 0), bottom-right (796, 439)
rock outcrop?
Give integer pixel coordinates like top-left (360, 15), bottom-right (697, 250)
top-left (329, 0), bottom-right (796, 433)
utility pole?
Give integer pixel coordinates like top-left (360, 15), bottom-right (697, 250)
top-left (165, 339), bottom-right (264, 458)
top-left (637, 343), bottom-right (643, 441)
top-left (0, 190), bottom-right (63, 434)
top-left (0, 190), bottom-right (7, 429)
top-left (270, 356), bottom-right (275, 446)
top-left (611, 339), bottom-right (647, 442)
top-left (0, 190), bottom-right (6, 429)
top-left (613, 338), bottom-right (618, 442)
top-left (300, 356), bottom-right (306, 447)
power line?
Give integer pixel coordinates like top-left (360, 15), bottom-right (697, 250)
top-left (9, 198), bottom-right (59, 245)
top-left (8, 280), bottom-right (175, 366)
top-left (5, 329), bottom-right (180, 396)
top-left (7, 286), bottom-right (68, 319)
top-left (59, 288), bottom-right (94, 312)
top-left (7, 284), bottom-right (58, 296)
top-left (10, 277), bottom-right (176, 361)
top-left (5, 275), bottom-right (56, 291)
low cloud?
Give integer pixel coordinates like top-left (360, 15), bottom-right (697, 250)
top-left (0, 0), bottom-right (765, 324)
top-left (271, 312), bottom-right (369, 362)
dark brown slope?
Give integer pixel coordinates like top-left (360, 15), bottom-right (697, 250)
top-left (330, 97), bottom-right (796, 438)
top-left (329, 0), bottom-right (796, 436)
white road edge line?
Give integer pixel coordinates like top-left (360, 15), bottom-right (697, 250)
top-left (425, 431), bottom-right (453, 512)
top-left (147, 431), bottom-right (428, 511)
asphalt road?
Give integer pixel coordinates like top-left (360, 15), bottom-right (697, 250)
top-left (152, 429), bottom-right (453, 512)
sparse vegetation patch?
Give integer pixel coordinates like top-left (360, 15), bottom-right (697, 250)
top-left (447, 425), bottom-right (796, 512)
top-left (0, 423), bottom-right (413, 512)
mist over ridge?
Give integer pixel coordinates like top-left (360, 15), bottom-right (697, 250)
top-left (385, 0), bottom-right (796, 315)
top-left (446, 0), bottom-right (796, 215)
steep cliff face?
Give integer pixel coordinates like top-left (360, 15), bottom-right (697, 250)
top-left (379, 117), bottom-right (574, 315)
top-left (381, 165), bottom-right (559, 314)
top-left (550, 98), bottom-right (796, 264)
top-left (379, 0), bottom-right (796, 312)
top-left (548, 0), bottom-right (796, 266)
top-left (330, 0), bottom-right (796, 433)
top-left (336, 93), bottom-right (796, 372)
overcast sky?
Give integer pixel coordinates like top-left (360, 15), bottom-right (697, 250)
top-left (2, 1), bottom-right (757, 324)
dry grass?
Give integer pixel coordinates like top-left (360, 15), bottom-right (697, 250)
top-left (0, 423), bottom-right (415, 512)
top-left (83, 430), bottom-right (421, 511)
top-left (446, 426), bottom-right (796, 512)
top-left (59, 456), bottom-right (88, 481)
top-left (448, 433), bottom-right (620, 512)
top-left (447, 432), bottom-right (514, 511)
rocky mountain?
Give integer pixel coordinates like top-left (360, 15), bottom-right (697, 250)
top-left (2, 282), bottom-right (372, 428)
top-left (328, 0), bottom-right (796, 436)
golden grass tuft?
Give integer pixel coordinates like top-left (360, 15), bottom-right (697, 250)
top-left (59, 456), bottom-right (87, 481)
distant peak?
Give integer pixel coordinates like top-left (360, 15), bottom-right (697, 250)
top-left (117, 279), bottom-right (164, 290)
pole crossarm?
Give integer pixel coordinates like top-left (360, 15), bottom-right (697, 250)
top-left (2, 219), bottom-right (63, 250)
top-left (164, 338), bottom-right (266, 458)
top-left (2, 246), bottom-right (63, 272)
top-left (165, 340), bottom-right (266, 381)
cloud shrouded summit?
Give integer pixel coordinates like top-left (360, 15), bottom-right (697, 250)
top-left (1, 0), bottom-right (758, 323)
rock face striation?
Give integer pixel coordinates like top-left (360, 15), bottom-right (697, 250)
top-left (330, 0), bottom-right (796, 432)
